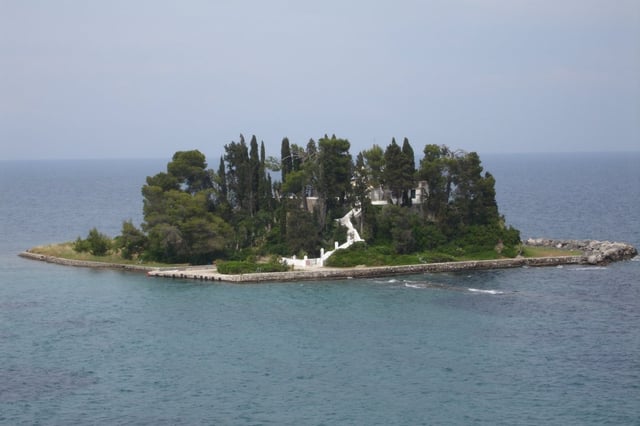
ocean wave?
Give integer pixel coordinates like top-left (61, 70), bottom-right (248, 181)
top-left (468, 288), bottom-right (504, 295)
top-left (404, 282), bottom-right (427, 289)
top-left (571, 266), bottom-right (608, 271)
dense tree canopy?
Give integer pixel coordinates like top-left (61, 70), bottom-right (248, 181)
top-left (96, 136), bottom-right (520, 264)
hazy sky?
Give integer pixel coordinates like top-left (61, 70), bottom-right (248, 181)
top-left (1, 0), bottom-right (639, 160)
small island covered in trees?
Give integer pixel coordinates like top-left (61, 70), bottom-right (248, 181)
top-left (70, 135), bottom-right (524, 273)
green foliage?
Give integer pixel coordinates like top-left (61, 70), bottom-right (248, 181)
top-left (72, 236), bottom-right (91, 253)
top-left (142, 171), bottom-right (233, 264)
top-left (325, 243), bottom-right (458, 267)
top-left (73, 228), bottom-right (111, 256)
top-left (117, 220), bottom-right (148, 259)
top-left (216, 259), bottom-right (290, 274)
top-left (285, 206), bottom-right (321, 256)
top-left (317, 135), bottom-right (352, 227)
top-left (324, 242), bottom-right (388, 267)
top-left (167, 150), bottom-right (211, 194)
top-left (361, 144), bottom-right (385, 188)
top-left (75, 139), bottom-right (522, 267)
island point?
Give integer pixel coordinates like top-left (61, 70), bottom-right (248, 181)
top-left (20, 136), bottom-right (638, 282)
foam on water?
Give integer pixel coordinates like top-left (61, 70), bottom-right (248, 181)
top-left (571, 266), bottom-right (608, 271)
top-left (468, 288), bottom-right (504, 295)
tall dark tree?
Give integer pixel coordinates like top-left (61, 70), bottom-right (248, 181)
top-left (224, 135), bottom-right (250, 211)
top-left (281, 137), bottom-right (292, 183)
top-left (249, 135), bottom-right (260, 215)
top-left (259, 141), bottom-right (272, 212)
top-left (317, 135), bottom-right (352, 228)
top-left (451, 151), bottom-right (499, 227)
top-left (362, 144), bottom-right (385, 189)
top-left (419, 144), bottom-right (457, 220)
top-left (166, 150), bottom-right (211, 194)
top-left (141, 153), bottom-right (232, 264)
top-left (353, 152), bottom-right (371, 235)
top-left (383, 138), bottom-right (408, 205)
top-left (401, 138), bottom-right (416, 207)
top-left (216, 156), bottom-right (227, 203)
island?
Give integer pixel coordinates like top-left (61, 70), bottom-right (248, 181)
top-left (19, 135), bottom-right (638, 282)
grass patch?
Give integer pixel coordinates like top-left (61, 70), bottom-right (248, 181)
top-left (324, 241), bottom-right (582, 268)
top-left (28, 242), bottom-right (181, 268)
top-left (521, 245), bottom-right (582, 257)
top-left (325, 243), bottom-right (461, 267)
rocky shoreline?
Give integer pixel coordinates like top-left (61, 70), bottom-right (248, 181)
top-left (525, 238), bottom-right (638, 265)
top-left (19, 239), bottom-right (637, 283)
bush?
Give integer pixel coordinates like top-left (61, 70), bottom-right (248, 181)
top-left (216, 260), bottom-right (290, 274)
top-left (117, 220), bottom-right (148, 260)
top-left (73, 228), bottom-right (112, 256)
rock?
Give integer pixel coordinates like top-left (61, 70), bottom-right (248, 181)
top-left (525, 238), bottom-right (638, 265)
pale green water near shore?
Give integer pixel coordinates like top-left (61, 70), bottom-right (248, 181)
top-left (1, 153), bottom-right (639, 424)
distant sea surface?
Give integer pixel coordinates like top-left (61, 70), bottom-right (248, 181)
top-left (1, 153), bottom-right (639, 425)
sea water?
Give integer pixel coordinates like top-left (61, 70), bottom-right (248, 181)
top-left (1, 153), bottom-right (639, 425)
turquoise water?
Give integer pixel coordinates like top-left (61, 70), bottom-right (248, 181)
top-left (1, 154), bottom-right (639, 424)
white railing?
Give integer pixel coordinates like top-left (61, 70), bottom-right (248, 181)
top-left (281, 208), bottom-right (365, 269)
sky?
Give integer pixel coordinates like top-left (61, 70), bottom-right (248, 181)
top-left (1, 0), bottom-right (639, 161)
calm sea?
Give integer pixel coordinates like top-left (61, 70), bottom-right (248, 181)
top-left (1, 153), bottom-right (639, 425)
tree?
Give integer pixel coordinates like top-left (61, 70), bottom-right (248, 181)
top-left (316, 135), bottom-right (352, 229)
top-left (281, 137), bottom-right (292, 182)
top-left (362, 144), bottom-right (385, 189)
top-left (143, 189), bottom-right (232, 263)
top-left (285, 206), bottom-right (321, 256)
top-left (214, 156), bottom-right (229, 213)
top-left (317, 136), bottom-right (351, 204)
top-left (383, 138), bottom-right (411, 205)
top-left (451, 151), bottom-right (499, 228)
top-left (419, 144), bottom-right (457, 221)
top-left (249, 136), bottom-right (260, 215)
top-left (74, 227), bottom-right (112, 256)
top-left (353, 152), bottom-right (372, 236)
top-left (224, 135), bottom-right (250, 211)
top-left (401, 138), bottom-right (416, 207)
top-left (167, 150), bottom-right (211, 194)
top-left (141, 152), bottom-right (234, 263)
top-left (117, 220), bottom-right (148, 259)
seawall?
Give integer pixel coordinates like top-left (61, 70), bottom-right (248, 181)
top-left (146, 256), bottom-right (586, 283)
top-left (18, 251), bottom-right (158, 273)
top-left (19, 239), bottom-right (637, 284)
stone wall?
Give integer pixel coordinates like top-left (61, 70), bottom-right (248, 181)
top-left (20, 237), bottom-right (638, 284)
top-left (18, 251), bottom-right (156, 272)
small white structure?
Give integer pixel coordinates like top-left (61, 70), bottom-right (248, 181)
top-left (370, 181), bottom-right (429, 206)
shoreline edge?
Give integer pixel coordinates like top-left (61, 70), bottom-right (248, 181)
top-left (18, 239), bottom-right (637, 283)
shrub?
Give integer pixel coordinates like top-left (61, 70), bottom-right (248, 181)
top-left (73, 228), bottom-right (112, 256)
top-left (216, 259), bottom-right (290, 274)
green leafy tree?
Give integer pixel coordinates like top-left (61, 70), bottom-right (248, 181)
top-left (316, 135), bottom-right (352, 228)
top-left (401, 138), bottom-right (416, 207)
top-left (143, 189), bottom-right (232, 263)
top-left (362, 144), bottom-right (385, 189)
top-left (353, 152), bottom-right (372, 236)
top-left (224, 135), bottom-right (251, 211)
top-left (141, 153), bottom-right (233, 263)
top-left (281, 137), bottom-right (292, 182)
top-left (383, 138), bottom-right (411, 204)
top-left (419, 144), bottom-right (457, 221)
top-left (167, 150), bottom-right (211, 194)
top-left (285, 205), bottom-right (321, 256)
top-left (74, 227), bottom-right (112, 256)
top-left (117, 220), bottom-right (148, 259)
